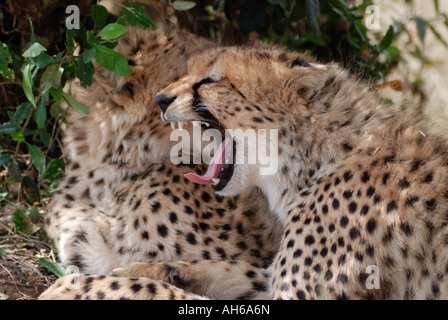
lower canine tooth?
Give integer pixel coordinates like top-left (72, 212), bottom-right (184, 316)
top-left (171, 122), bottom-right (176, 130)
top-left (212, 178), bottom-right (219, 185)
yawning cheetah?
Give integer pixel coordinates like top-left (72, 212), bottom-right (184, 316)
top-left (151, 44), bottom-right (448, 299)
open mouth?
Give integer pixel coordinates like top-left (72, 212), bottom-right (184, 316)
top-left (163, 113), bottom-right (235, 191)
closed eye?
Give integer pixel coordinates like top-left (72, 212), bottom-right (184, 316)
top-left (192, 77), bottom-right (219, 92)
top-left (192, 77), bottom-right (220, 107)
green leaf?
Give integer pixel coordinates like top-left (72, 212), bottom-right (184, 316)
top-left (38, 257), bottom-right (67, 278)
top-left (22, 42), bottom-right (46, 58)
top-left (92, 4), bottom-right (109, 31)
top-left (22, 176), bottom-right (40, 201)
top-left (48, 177), bottom-right (63, 194)
top-left (28, 208), bottom-right (40, 224)
top-left (22, 63), bottom-right (37, 108)
top-left (7, 162), bottom-right (22, 182)
top-left (331, 0), bottom-right (351, 19)
top-left (62, 92), bottom-right (90, 115)
top-left (171, 1), bottom-right (197, 11)
top-left (94, 45), bottom-right (130, 76)
top-left (86, 30), bottom-right (99, 47)
top-left (0, 248), bottom-right (5, 261)
top-left (14, 101), bottom-right (32, 126)
top-left (34, 53), bottom-right (53, 69)
top-left (35, 100), bottom-right (47, 129)
top-left (123, 3), bottom-right (156, 29)
top-left (0, 154), bottom-right (11, 166)
top-left (28, 19), bottom-right (40, 45)
top-left (83, 48), bottom-right (94, 63)
top-left (434, 0), bottom-right (440, 14)
top-left (49, 101), bottom-right (64, 118)
top-left (101, 41), bottom-right (118, 49)
top-left (27, 208), bottom-right (40, 225)
top-left (75, 58), bottom-right (94, 87)
top-left (66, 29), bottom-right (75, 55)
top-left (305, 0), bottom-right (321, 35)
top-left (353, 19), bottom-right (367, 40)
top-left (0, 123), bottom-right (17, 134)
top-left (0, 42), bottom-right (15, 80)
top-left (50, 86), bottom-right (63, 103)
top-left (116, 15), bottom-right (126, 26)
top-left (427, 23), bottom-right (448, 48)
top-left (28, 144), bottom-right (46, 172)
top-left (98, 23), bottom-right (128, 40)
top-left (414, 17), bottom-right (427, 43)
top-left (43, 158), bottom-right (63, 179)
top-left (39, 130), bottom-right (51, 147)
top-left (11, 208), bottom-right (34, 234)
top-left (385, 46), bottom-right (400, 56)
top-left (303, 32), bottom-right (325, 46)
top-left (40, 63), bottom-right (63, 93)
top-left (10, 131), bottom-right (25, 143)
top-left (380, 25), bottom-right (394, 50)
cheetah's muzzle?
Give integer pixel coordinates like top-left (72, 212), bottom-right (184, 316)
top-left (184, 124), bottom-right (235, 192)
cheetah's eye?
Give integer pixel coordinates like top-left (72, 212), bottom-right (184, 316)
top-left (192, 77), bottom-right (220, 91)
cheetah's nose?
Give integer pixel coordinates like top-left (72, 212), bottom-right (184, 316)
top-left (156, 94), bottom-right (177, 114)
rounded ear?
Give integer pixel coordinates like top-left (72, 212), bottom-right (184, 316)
top-left (93, 66), bottom-right (139, 109)
top-left (92, 27), bottom-right (149, 110)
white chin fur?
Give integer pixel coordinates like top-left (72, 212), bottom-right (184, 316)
top-left (215, 164), bottom-right (250, 197)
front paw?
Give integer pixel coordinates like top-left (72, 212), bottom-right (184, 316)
top-left (109, 262), bottom-right (188, 287)
top-left (109, 262), bottom-right (171, 280)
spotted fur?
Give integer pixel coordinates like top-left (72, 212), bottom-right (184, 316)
top-left (153, 44), bottom-right (448, 299)
top-left (40, 28), bottom-right (282, 300)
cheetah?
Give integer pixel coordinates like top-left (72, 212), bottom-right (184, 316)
top-left (145, 44), bottom-right (448, 300)
top-left (39, 28), bottom-right (282, 300)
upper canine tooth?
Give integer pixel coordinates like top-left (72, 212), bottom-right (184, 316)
top-left (178, 121), bottom-right (184, 130)
top-left (171, 122), bottom-right (176, 130)
top-left (204, 122), bottom-right (210, 127)
top-left (160, 112), bottom-right (165, 121)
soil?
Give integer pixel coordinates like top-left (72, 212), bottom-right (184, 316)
top-left (0, 203), bottom-right (56, 300)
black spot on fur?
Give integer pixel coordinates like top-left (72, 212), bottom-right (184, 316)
top-left (290, 57), bottom-right (312, 67)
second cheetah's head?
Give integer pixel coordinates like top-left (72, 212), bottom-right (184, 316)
top-left (156, 45), bottom-right (328, 197)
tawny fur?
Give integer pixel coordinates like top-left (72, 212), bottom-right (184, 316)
top-left (40, 28), bottom-right (282, 300)
top-left (154, 45), bottom-right (448, 299)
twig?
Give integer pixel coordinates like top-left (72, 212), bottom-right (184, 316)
top-left (0, 262), bottom-right (30, 298)
top-left (14, 106), bottom-right (36, 159)
top-left (0, 221), bottom-right (14, 235)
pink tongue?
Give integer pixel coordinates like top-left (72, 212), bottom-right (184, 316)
top-left (184, 138), bottom-right (233, 185)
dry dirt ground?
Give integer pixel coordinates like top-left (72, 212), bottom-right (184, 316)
top-left (0, 203), bottom-right (57, 300)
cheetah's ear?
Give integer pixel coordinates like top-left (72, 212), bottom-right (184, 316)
top-left (92, 28), bottom-right (147, 109)
top-left (93, 65), bottom-right (139, 109)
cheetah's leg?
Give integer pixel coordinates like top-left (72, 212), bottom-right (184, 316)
top-left (110, 260), bottom-right (271, 300)
top-left (38, 274), bottom-right (206, 300)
